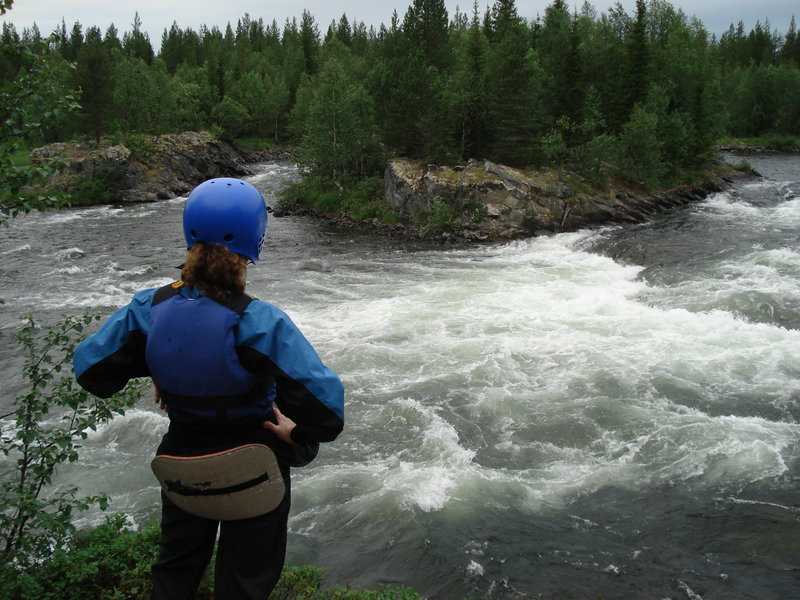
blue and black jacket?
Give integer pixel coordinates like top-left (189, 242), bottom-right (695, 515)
top-left (73, 281), bottom-right (344, 447)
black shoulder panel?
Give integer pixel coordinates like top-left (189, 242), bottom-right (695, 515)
top-left (152, 282), bottom-right (185, 307)
top-left (152, 281), bottom-right (252, 316)
top-left (220, 293), bottom-right (253, 316)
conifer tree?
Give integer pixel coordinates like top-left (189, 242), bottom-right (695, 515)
top-left (76, 26), bottom-right (113, 143)
top-left (161, 22), bottom-right (183, 73)
top-left (123, 13), bottom-right (154, 64)
top-left (300, 10), bottom-right (320, 74)
top-left (337, 14), bottom-right (353, 47)
top-left (66, 21), bottom-right (83, 61)
top-left (404, 0), bottom-right (450, 70)
top-left (104, 24), bottom-right (121, 51)
top-left (625, 0), bottom-right (649, 116)
top-left (538, 0), bottom-right (572, 121)
top-left (485, 0), bottom-right (536, 164)
top-left (450, 0), bottom-right (488, 159)
top-left (54, 19), bottom-right (68, 57)
top-left (781, 16), bottom-right (799, 66)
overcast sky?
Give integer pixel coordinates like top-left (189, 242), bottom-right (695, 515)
top-left (3, 1), bottom-right (797, 43)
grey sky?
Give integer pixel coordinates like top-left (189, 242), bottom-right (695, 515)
top-left (3, 1), bottom-right (797, 44)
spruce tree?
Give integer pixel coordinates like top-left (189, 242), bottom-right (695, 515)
top-left (404, 0), bottom-right (450, 70)
top-left (54, 19), bottom-right (68, 58)
top-left (123, 13), bottom-right (154, 64)
top-left (76, 26), bottom-right (113, 144)
top-left (337, 14), bottom-right (353, 47)
top-left (538, 0), bottom-right (572, 122)
top-left (625, 0), bottom-right (649, 116)
top-left (161, 22), bottom-right (183, 74)
top-left (67, 21), bottom-right (83, 61)
top-left (454, 0), bottom-right (488, 159)
top-left (300, 10), bottom-right (320, 74)
top-left (104, 24), bottom-right (121, 51)
top-left (781, 16), bottom-right (799, 66)
top-left (485, 0), bottom-right (536, 164)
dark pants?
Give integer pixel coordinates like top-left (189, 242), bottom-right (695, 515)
top-left (150, 484), bottom-right (291, 600)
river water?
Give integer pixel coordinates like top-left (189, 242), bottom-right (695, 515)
top-left (1, 157), bottom-right (798, 599)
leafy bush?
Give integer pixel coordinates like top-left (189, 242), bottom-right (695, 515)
top-left (418, 198), bottom-right (459, 235)
top-left (619, 105), bottom-right (665, 188)
top-left (69, 175), bottom-right (112, 205)
top-left (0, 46), bottom-right (79, 221)
top-left (0, 515), bottom-right (420, 600)
top-left (0, 515), bottom-right (160, 600)
top-left (573, 133), bottom-right (620, 186)
top-left (0, 315), bottom-right (142, 576)
top-left (211, 96), bottom-right (251, 141)
top-left (117, 132), bottom-right (155, 162)
top-left (279, 177), bottom-right (397, 224)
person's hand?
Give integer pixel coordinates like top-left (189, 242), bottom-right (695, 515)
top-left (262, 404), bottom-right (297, 446)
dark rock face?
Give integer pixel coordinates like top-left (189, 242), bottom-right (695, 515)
top-left (31, 132), bottom-right (252, 203)
top-left (385, 158), bottom-right (753, 241)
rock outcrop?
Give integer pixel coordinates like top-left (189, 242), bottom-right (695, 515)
top-left (31, 131), bottom-right (251, 203)
top-left (385, 158), bottom-right (753, 241)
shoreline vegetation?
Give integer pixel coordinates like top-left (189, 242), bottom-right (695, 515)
top-left (1, 515), bottom-right (420, 600)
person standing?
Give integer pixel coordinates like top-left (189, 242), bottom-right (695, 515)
top-left (73, 177), bottom-right (345, 599)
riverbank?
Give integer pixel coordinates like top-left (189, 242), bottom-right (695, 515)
top-left (276, 158), bottom-right (759, 243)
top-left (30, 132), bottom-right (252, 205)
top-left (718, 134), bottom-right (800, 154)
top-left (1, 515), bottom-right (419, 600)
top-left (30, 132), bottom-right (760, 243)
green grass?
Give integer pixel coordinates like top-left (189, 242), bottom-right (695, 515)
top-left (0, 515), bottom-right (420, 600)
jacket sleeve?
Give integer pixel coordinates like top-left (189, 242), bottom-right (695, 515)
top-left (73, 289), bottom-right (155, 398)
top-left (237, 300), bottom-right (344, 444)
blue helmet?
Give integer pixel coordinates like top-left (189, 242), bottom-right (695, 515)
top-left (183, 178), bottom-right (268, 262)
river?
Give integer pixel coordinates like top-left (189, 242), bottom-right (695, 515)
top-left (1, 157), bottom-right (798, 599)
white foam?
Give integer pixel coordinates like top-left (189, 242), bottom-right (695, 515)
top-left (32, 277), bottom-right (173, 309)
top-left (641, 245), bottom-right (800, 318)
top-left (720, 496), bottom-right (800, 514)
top-left (44, 265), bottom-right (84, 275)
top-left (0, 243), bottom-right (31, 255)
top-left (466, 560), bottom-right (485, 577)
top-left (107, 262), bottom-right (158, 277)
top-left (84, 408), bottom-right (168, 445)
top-left (38, 206), bottom-right (125, 225)
top-left (704, 192), bottom-right (800, 228)
top-left (281, 231), bottom-right (800, 517)
top-left (51, 247), bottom-right (85, 261)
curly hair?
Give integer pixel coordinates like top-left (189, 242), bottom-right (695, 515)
top-left (180, 243), bottom-right (248, 303)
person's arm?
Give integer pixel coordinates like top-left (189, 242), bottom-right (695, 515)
top-left (237, 301), bottom-right (344, 445)
top-left (73, 289), bottom-right (155, 398)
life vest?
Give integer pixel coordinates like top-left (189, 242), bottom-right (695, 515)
top-left (145, 282), bottom-right (275, 425)
top-left (147, 282), bottom-right (285, 519)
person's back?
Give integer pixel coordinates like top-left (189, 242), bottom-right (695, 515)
top-left (73, 177), bottom-right (344, 599)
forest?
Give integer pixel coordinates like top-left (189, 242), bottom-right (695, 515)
top-left (2, 0), bottom-right (800, 190)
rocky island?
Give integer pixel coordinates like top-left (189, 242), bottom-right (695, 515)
top-left (31, 131), bottom-right (253, 204)
top-left (383, 158), bottom-right (757, 241)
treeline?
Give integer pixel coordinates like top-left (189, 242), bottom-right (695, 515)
top-left (1, 1), bottom-right (799, 188)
